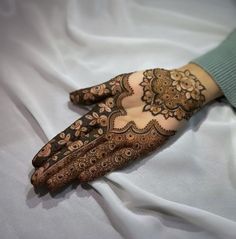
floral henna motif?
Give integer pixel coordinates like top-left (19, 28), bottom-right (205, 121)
top-left (70, 74), bottom-right (125, 105)
top-left (140, 68), bottom-right (206, 120)
top-left (32, 74), bottom-right (132, 173)
top-left (32, 74), bottom-right (130, 168)
top-left (37, 143), bottom-right (52, 158)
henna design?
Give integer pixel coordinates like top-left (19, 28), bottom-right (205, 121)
top-left (32, 74), bottom-right (127, 168)
top-left (45, 120), bottom-right (174, 190)
top-left (31, 69), bottom-right (188, 191)
top-left (78, 120), bottom-right (174, 183)
top-left (31, 74), bottom-right (133, 179)
top-left (140, 68), bottom-right (206, 120)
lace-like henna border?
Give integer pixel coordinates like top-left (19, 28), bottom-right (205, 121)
top-left (108, 73), bottom-right (134, 131)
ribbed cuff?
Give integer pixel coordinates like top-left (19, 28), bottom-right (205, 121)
top-left (191, 29), bottom-right (236, 108)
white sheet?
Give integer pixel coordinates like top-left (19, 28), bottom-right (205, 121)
top-left (0, 0), bottom-right (236, 238)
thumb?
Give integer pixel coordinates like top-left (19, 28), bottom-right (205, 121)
top-left (70, 73), bottom-right (128, 105)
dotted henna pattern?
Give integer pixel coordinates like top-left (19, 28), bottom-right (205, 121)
top-left (45, 120), bottom-right (174, 190)
top-left (140, 68), bottom-right (206, 120)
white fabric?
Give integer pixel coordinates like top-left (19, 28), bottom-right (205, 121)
top-left (0, 0), bottom-right (236, 238)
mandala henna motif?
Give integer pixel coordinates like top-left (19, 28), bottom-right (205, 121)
top-left (140, 68), bottom-right (206, 120)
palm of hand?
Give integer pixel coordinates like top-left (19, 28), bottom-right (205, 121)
top-left (31, 68), bottom-right (205, 191)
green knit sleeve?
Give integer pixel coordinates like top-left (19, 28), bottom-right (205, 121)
top-left (191, 29), bottom-right (236, 107)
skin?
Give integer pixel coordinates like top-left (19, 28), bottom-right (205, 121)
top-left (30, 63), bottom-right (223, 192)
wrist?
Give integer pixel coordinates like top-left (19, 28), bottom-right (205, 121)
top-left (177, 63), bottom-right (223, 105)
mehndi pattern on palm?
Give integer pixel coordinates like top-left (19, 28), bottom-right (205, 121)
top-left (31, 68), bottom-right (206, 191)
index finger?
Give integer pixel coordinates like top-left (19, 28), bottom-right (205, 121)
top-left (32, 106), bottom-right (100, 168)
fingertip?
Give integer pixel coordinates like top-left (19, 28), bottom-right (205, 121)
top-left (32, 156), bottom-right (42, 168)
top-left (46, 165), bottom-right (79, 192)
top-left (30, 167), bottom-right (45, 186)
top-left (78, 171), bottom-right (88, 183)
top-left (70, 90), bottom-right (81, 105)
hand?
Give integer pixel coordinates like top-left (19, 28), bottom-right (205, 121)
top-left (31, 63), bottom-right (222, 192)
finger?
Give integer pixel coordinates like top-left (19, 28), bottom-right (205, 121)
top-left (32, 99), bottom-right (118, 177)
top-left (78, 147), bottom-right (139, 182)
top-left (31, 114), bottom-right (116, 186)
top-left (32, 106), bottom-right (100, 168)
top-left (31, 128), bottom-right (106, 187)
top-left (70, 83), bottom-right (112, 106)
top-left (76, 120), bottom-right (174, 183)
top-left (69, 73), bottom-right (127, 105)
top-left (45, 140), bottom-right (120, 191)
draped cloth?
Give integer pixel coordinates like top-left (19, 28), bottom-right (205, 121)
top-left (0, 0), bottom-right (236, 238)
